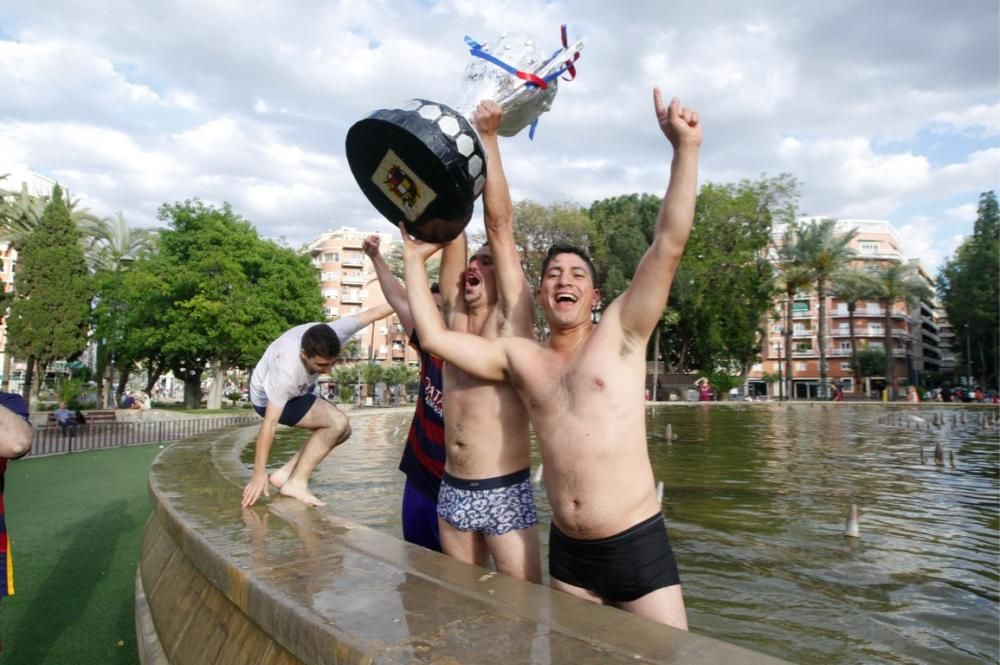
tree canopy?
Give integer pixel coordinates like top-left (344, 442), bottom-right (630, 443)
top-left (6, 185), bottom-right (93, 403)
top-left (938, 191), bottom-right (999, 388)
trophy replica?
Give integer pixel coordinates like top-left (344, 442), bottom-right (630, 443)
top-left (346, 30), bottom-right (583, 242)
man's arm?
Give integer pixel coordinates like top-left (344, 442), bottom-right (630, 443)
top-left (357, 302), bottom-right (394, 327)
top-left (241, 401), bottom-right (282, 507)
top-left (401, 224), bottom-right (511, 382)
top-left (363, 235), bottom-right (414, 332)
top-left (610, 90), bottom-right (701, 342)
top-left (0, 398), bottom-right (32, 459)
top-left (476, 102), bottom-right (535, 337)
top-left (438, 232), bottom-right (467, 325)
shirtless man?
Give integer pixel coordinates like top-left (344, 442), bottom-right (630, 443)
top-left (362, 232), bottom-right (465, 551)
top-left (403, 90), bottom-right (700, 629)
top-left (426, 100), bottom-right (541, 582)
top-left (241, 304), bottom-right (393, 508)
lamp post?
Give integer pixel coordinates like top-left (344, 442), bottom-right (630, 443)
top-left (963, 323), bottom-right (972, 387)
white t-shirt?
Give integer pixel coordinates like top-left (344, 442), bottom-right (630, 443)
top-left (249, 317), bottom-right (364, 408)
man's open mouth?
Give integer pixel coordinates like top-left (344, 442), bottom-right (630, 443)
top-left (555, 293), bottom-right (578, 304)
top-left (466, 273), bottom-right (481, 287)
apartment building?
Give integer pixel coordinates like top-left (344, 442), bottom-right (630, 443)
top-left (307, 226), bottom-right (420, 367)
top-left (748, 218), bottom-right (946, 398)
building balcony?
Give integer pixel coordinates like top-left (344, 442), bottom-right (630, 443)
top-left (792, 349), bottom-right (816, 357)
top-left (792, 330), bottom-right (813, 338)
top-left (341, 293), bottom-right (364, 304)
top-left (341, 257), bottom-right (364, 268)
top-left (341, 273), bottom-right (367, 286)
top-left (829, 348), bottom-right (852, 357)
top-left (792, 311), bottom-right (813, 319)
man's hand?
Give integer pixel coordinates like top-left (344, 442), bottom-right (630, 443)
top-left (654, 88), bottom-right (701, 149)
top-left (241, 470), bottom-right (270, 507)
top-left (473, 100), bottom-right (503, 137)
top-left (399, 222), bottom-right (444, 263)
top-left (362, 234), bottom-right (380, 258)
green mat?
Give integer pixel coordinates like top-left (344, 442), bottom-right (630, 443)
top-left (0, 443), bottom-right (163, 665)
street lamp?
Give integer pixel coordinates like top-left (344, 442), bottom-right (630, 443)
top-left (963, 323), bottom-right (972, 387)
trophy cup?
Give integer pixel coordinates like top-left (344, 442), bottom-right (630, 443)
top-left (345, 30), bottom-right (583, 242)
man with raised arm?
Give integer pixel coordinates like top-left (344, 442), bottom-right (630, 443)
top-left (414, 100), bottom-right (541, 581)
top-left (242, 303), bottom-right (394, 508)
top-left (362, 232), bottom-right (465, 551)
top-left (403, 90), bottom-right (700, 629)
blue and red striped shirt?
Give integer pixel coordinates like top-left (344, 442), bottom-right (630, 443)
top-left (0, 392), bottom-right (30, 599)
top-left (397, 332), bottom-right (445, 501)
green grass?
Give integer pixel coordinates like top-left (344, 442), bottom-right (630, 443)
top-left (0, 444), bottom-right (163, 664)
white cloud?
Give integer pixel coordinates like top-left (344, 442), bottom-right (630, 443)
top-left (932, 103), bottom-right (1000, 136)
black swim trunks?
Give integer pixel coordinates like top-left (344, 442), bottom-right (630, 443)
top-left (548, 513), bottom-right (680, 602)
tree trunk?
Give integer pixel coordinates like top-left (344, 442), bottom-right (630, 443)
top-left (22, 355), bottom-right (34, 409)
top-left (882, 299), bottom-right (894, 399)
top-left (32, 359), bottom-right (46, 412)
top-left (848, 303), bottom-right (861, 396)
top-left (784, 292), bottom-right (794, 400)
top-left (817, 278), bottom-right (828, 399)
top-left (94, 339), bottom-right (106, 408)
top-left (145, 362), bottom-right (165, 395)
top-left (116, 369), bottom-right (130, 406)
top-left (206, 363), bottom-right (225, 410)
top-left (183, 374), bottom-right (203, 409)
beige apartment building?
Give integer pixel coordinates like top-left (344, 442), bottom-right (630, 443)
top-left (747, 218), bottom-right (950, 399)
top-left (307, 226), bottom-right (421, 367)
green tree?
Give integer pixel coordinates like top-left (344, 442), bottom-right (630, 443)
top-left (122, 199), bottom-right (323, 408)
top-left (6, 185), bottom-right (93, 408)
top-left (382, 363), bottom-right (419, 404)
top-left (644, 175), bottom-right (795, 375)
top-left (795, 219), bottom-right (856, 398)
top-left (938, 191), bottom-right (999, 389)
top-left (83, 211), bottom-right (158, 405)
top-left (514, 200), bottom-right (594, 292)
top-left (830, 268), bottom-right (882, 394)
top-left (851, 346), bottom-right (886, 384)
top-left (871, 261), bottom-right (932, 398)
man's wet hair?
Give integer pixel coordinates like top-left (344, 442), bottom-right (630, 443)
top-left (301, 324), bottom-right (341, 359)
top-left (541, 244), bottom-right (598, 286)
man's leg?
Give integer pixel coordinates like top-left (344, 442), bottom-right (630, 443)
top-left (274, 399), bottom-right (351, 507)
top-left (550, 577), bottom-right (605, 604)
top-left (485, 526), bottom-right (541, 582)
top-left (614, 584), bottom-right (688, 630)
top-left (438, 518), bottom-right (489, 567)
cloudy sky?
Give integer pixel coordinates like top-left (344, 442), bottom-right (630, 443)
top-left (1, 0), bottom-right (996, 272)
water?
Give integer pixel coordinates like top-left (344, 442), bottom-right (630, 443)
top-left (244, 404), bottom-right (1000, 665)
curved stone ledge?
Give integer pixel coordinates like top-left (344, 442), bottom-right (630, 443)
top-left (138, 423), bottom-right (791, 664)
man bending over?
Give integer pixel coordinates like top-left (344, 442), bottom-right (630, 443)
top-left (242, 304), bottom-right (393, 508)
top-left (403, 90), bottom-right (700, 629)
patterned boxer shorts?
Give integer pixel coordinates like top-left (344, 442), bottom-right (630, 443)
top-left (437, 468), bottom-right (538, 536)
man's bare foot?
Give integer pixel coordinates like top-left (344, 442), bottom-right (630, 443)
top-left (269, 468), bottom-right (290, 489)
top-left (278, 481), bottom-right (326, 507)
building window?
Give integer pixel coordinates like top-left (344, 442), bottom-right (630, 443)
top-left (841, 378), bottom-right (854, 392)
top-left (840, 363), bottom-right (852, 371)
top-left (792, 301), bottom-right (810, 313)
top-left (795, 362), bottom-right (806, 371)
top-left (323, 253), bottom-right (335, 263)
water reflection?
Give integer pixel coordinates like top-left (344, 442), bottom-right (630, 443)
top-left (243, 406), bottom-right (999, 665)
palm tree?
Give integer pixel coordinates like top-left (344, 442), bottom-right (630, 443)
top-left (776, 225), bottom-right (813, 399)
top-left (796, 219), bottom-right (856, 398)
top-left (79, 212), bottom-right (158, 406)
top-left (0, 181), bottom-right (100, 250)
top-left (80, 211), bottom-right (158, 271)
top-left (871, 261), bottom-right (933, 399)
top-left (830, 268), bottom-right (881, 395)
